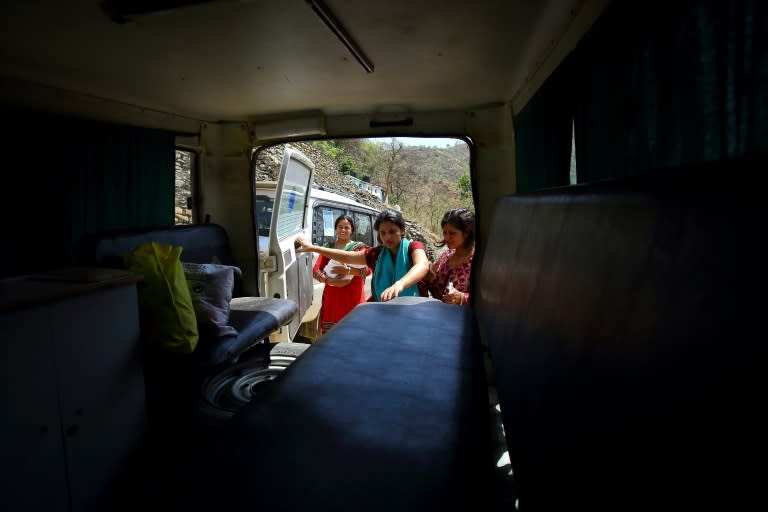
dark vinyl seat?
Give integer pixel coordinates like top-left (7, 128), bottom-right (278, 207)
top-left (183, 297), bottom-right (495, 511)
top-left (477, 157), bottom-right (767, 511)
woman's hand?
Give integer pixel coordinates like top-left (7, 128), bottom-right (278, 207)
top-left (294, 237), bottom-right (312, 253)
top-left (325, 277), bottom-right (351, 288)
top-left (330, 264), bottom-right (366, 279)
top-left (379, 281), bottom-right (405, 302)
top-left (425, 261), bottom-right (438, 283)
top-left (330, 264), bottom-right (349, 277)
top-left (441, 289), bottom-right (464, 305)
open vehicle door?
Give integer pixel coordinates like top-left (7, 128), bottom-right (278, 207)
top-left (257, 148), bottom-right (315, 342)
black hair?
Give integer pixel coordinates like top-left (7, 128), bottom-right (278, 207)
top-left (374, 209), bottom-right (406, 243)
top-left (374, 209), bottom-right (406, 232)
top-left (335, 214), bottom-right (356, 233)
top-left (435, 208), bottom-right (475, 249)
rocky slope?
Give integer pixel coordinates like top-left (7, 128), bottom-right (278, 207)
top-left (255, 142), bottom-right (440, 259)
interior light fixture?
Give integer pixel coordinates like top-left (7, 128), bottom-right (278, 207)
top-left (306, 0), bottom-right (374, 73)
top-left (251, 114), bottom-right (327, 141)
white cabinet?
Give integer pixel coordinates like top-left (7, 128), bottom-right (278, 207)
top-left (0, 269), bottom-right (146, 511)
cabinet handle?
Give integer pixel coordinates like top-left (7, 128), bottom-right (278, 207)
top-left (66, 424), bottom-right (79, 436)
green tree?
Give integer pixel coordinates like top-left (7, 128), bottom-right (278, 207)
top-left (457, 171), bottom-right (471, 201)
top-left (338, 155), bottom-right (356, 175)
top-left (313, 140), bottom-right (364, 176)
top-left (381, 138), bottom-right (404, 204)
top-left (312, 140), bottom-right (344, 160)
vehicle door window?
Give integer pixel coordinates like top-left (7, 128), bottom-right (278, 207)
top-left (275, 159), bottom-right (311, 239)
top-left (313, 205), bottom-right (345, 247)
top-left (255, 194), bottom-right (274, 237)
top-left (352, 212), bottom-right (374, 246)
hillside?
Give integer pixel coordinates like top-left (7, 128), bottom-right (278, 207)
top-left (399, 142), bottom-right (470, 183)
top-left (254, 142), bottom-right (444, 259)
top-left (362, 139), bottom-right (472, 234)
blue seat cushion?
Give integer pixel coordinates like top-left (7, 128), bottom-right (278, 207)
top-left (188, 297), bottom-right (298, 368)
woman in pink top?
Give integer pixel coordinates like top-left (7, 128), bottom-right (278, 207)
top-left (426, 208), bottom-right (475, 306)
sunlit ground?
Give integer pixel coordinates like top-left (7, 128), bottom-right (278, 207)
top-left (489, 386), bottom-right (517, 509)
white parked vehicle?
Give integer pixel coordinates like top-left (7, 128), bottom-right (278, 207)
top-left (256, 150), bottom-right (380, 342)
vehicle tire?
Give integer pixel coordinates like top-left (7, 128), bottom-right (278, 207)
top-left (196, 362), bottom-right (286, 428)
top-left (196, 342), bottom-right (311, 428)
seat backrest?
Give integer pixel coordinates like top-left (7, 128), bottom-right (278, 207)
top-left (77, 223), bottom-right (244, 297)
top-left (78, 223), bottom-right (235, 268)
top-left (476, 158), bottom-right (765, 510)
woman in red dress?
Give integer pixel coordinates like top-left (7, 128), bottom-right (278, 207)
top-left (311, 214), bottom-right (370, 333)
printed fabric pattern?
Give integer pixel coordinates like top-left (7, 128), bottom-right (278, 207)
top-left (428, 248), bottom-right (473, 305)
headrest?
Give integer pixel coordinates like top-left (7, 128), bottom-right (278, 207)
top-left (77, 224), bottom-right (235, 268)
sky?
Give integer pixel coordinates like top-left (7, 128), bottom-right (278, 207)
top-left (368, 137), bottom-right (464, 148)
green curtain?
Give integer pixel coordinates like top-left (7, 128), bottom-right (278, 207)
top-left (575, 0), bottom-right (768, 182)
top-left (514, 56), bottom-right (575, 193)
top-left (514, 0), bottom-right (768, 190)
top-left (571, 1), bottom-right (643, 182)
top-left (1, 110), bottom-right (175, 277)
top-left (69, 121), bottom-right (175, 238)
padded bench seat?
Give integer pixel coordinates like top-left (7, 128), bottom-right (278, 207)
top-left (477, 159), bottom-right (765, 510)
top-left (78, 223), bottom-right (297, 370)
top-left (204, 297), bottom-right (296, 367)
top-left (186, 297), bottom-right (495, 511)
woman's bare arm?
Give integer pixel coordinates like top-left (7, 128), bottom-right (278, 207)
top-left (295, 237), bottom-right (367, 266)
top-left (379, 248), bottom-right (430, 301)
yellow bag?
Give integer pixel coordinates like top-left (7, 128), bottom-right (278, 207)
top-left (124, 242), bottom-right (199, 353)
